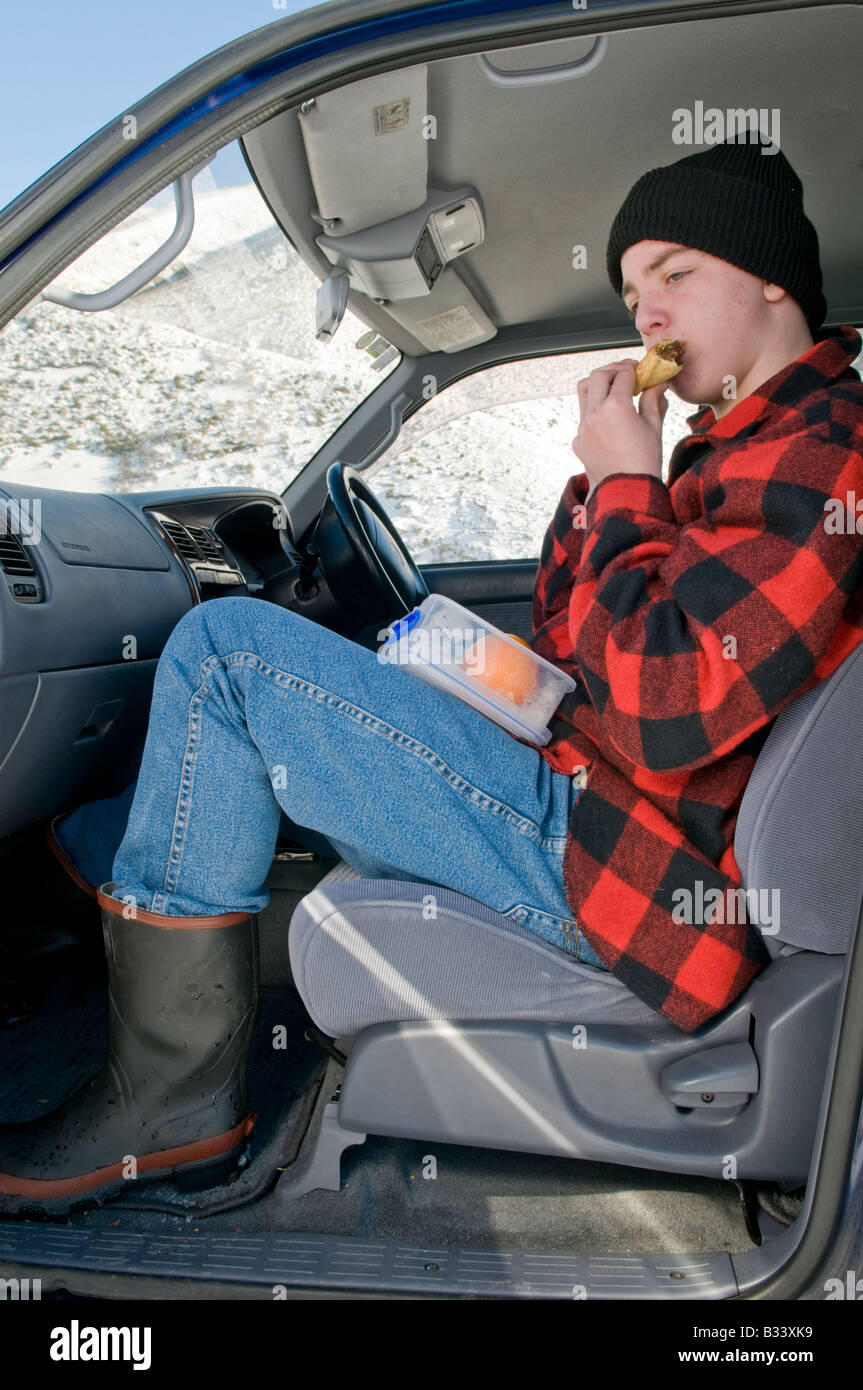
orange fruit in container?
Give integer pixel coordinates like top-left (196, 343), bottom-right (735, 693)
top-left (461, 632), bottom-right (539, 706)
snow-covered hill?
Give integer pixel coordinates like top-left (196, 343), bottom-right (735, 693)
top-left (0, 186), bottom-right (390, 496)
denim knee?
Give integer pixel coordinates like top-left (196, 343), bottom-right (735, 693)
top-left (197, 594), bottom-right (260, 638)
top-left (167, 595), bottom-right (260, 661)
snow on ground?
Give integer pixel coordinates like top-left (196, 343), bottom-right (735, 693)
top-left (368, 356), bottom-right (697, 560)
top-left (1, 183), bottom-right (859, 563)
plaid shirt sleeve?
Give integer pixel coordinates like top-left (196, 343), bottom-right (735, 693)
top-left (568, 436), bottom-right (863, 773)
top-left (532, 471), bottom-right (590, 643)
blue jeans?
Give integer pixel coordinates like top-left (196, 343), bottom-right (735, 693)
top-left (54, 597), bottom-right (607, 969)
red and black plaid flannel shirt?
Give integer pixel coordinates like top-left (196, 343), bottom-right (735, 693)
top-left (520, 325), bottom-right (863, 1032)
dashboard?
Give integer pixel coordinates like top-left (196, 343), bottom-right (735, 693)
top-left (143, 497), bottom-right (293, 605)
top-left (0, 482), bottom-right (313, 839)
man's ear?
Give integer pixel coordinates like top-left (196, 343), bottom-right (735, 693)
top-left (762, 281), bottom-right (787, 305)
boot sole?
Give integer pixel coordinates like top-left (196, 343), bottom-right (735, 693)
top-left (0, 1114), bottom-right (257, 1217)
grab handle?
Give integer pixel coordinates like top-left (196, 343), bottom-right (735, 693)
top-left (473, 35), bottom-right (608, 87)
top-left (42, 156), bottom-right (214, 312)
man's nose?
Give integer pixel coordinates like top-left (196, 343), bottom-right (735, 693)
top-left (635, 295), bottom-right (669, 338)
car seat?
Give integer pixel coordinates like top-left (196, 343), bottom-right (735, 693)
top-left (286, 641), bottom-right (863, 1190)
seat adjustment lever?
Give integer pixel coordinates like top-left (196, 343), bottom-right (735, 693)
top-left (661, 1042), bottom-right (759, 1108)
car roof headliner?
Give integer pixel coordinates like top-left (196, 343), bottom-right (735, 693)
top-left (241, 2), bottom-right (863, 358)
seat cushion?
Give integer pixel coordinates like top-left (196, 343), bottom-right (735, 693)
top-left (288, 865), bottom-right (662, 1040)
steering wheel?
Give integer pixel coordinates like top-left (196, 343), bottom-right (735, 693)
top-left (310, 462), bottom-right (429, 625)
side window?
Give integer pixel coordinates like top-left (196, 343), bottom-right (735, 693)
top-left (366, 350), bottom-right (694, 564)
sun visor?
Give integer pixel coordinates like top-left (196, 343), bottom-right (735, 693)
top-left (298, 66), bottom-right (430, 235)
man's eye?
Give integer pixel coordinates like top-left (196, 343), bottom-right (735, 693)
top-left (627, 269), bottom-right (687, 317)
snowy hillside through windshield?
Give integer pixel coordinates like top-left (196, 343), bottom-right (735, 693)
top-left (0, 146), bottom-right (400, 497)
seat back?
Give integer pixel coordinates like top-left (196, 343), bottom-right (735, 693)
top-left (735, 639), bottom-right (863, 955)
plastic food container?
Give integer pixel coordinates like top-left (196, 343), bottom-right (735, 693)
top-left (378, 593), bottom-right (576, 746)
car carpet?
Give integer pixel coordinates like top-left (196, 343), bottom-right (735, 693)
top-left (0, 974), bottom-right (328, 1217)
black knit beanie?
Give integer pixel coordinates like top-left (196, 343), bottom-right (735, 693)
top-left (606, 133), bottom-right (826, 333)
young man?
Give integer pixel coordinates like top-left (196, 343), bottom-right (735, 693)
top-left (526, 133), bottom-right (863, 1034)
top-left (2, 135), bottom-right (862, 1210)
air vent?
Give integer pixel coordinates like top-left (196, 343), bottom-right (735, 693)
top-left (0, 534), bottom-right (36, 576)
top-left (159, 519), bottom-right (200, 563)
top-left (186, 526), bottom-right (225, 562)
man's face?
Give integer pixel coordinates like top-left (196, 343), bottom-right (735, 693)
top-left (619, 240), bottom-right (772, 407)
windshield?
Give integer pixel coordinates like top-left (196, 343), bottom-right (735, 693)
top-left (0, 142), bottom-right (400, 494)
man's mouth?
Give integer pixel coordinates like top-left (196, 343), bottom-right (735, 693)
top-left (632, 339), bottom-right (685, 394)
top-left (658, 339), bottom-right (685, 366)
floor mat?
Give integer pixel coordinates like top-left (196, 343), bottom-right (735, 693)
top-left (0, 976), bottom-right (328, 1217)
top-left (0, 974), bottom-right (107, 1123)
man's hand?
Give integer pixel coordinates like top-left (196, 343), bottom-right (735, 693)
top-left (574, 358), bottom-right (669, 501)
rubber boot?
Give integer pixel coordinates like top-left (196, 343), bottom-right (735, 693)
top-left (0, 883), bottom-right (259, 1214)
top-left (45, 811), bottom-right (101, 914)
top-left (42, 811), bottom-right (106, 975)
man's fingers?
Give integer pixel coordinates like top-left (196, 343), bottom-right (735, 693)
top-left (585, 360), bottom-right (638, 409)
top-left (609, 361), bottom-right (637, 396)
top-left (637, 382), bottom-right (670, 426)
